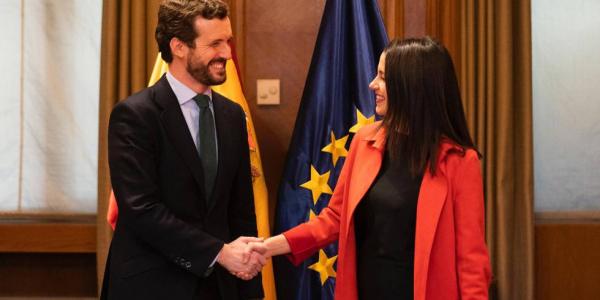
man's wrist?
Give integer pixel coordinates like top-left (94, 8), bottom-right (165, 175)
top-left (216, 243), bottom-right (227, 265)
top-left (204, 243), bottom-right (225, 277)
top-left (210, 247), bottom-right (222, 268)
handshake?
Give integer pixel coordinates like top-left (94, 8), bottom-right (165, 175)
top-left (216, 235), bottom-right (290, 280)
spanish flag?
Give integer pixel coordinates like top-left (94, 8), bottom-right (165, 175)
top-left (107, 51), bottom-right (277, 300)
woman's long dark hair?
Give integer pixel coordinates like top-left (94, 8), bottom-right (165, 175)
top-left (382, 37), bottom-right (476, 177)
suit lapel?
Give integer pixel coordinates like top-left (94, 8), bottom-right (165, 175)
top-left (152, 76), bottom-right (207, 211)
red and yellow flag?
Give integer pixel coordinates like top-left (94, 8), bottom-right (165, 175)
top-left (107, 52), bottom-right (276, 300)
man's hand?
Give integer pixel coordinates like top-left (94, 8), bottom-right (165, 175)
top-left (233, 235), bottom-right (292, 280)
top-left (248, 234), bottom-right (291, 258)
top-left (217, 236), bottom-right (266, 280)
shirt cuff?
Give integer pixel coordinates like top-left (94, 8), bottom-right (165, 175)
top-left (203, 246), bottom-right (222, 277)
top-left (209, 251), bottom-right (220, 268)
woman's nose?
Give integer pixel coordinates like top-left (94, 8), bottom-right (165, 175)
top-left (368, 79), bottom-right (377, 90)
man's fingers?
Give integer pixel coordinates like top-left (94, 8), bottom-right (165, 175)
top-left (251, 252), bottom-right (266, 266)
top-left (247, 257), bottom-right (264, 275)
top-left (241, 250), bottom-right (250, 264)
top-left (242, 243), bottom-right (258, 264)
top-left (240, 269), bottom-right (254, 280)
top-left (235, 272), bottom-right (251, 280)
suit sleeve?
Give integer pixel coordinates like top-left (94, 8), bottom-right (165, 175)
top-left (453, 151), bottom-right (492, 299)
top-left (282, 131), bottom-right (360, 265)
top-left (108, 102), bottom-right (224, 278)
top-left (227, 106), bottom-right (264, 299)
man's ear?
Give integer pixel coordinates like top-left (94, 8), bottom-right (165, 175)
top-left (170, 37), bottom-right (187, 59)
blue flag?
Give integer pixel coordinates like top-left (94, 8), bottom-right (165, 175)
top-left (273, 0), bottom-right (388, 299)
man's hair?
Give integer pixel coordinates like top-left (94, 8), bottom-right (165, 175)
top-left (155, 0), bottom-right (229, 63)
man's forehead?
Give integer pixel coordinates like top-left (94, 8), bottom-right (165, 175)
top-left (194, 16), bottom-right (232, 39)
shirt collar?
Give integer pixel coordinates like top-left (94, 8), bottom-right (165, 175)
top-left (165, 71), bottom-right (212, 105)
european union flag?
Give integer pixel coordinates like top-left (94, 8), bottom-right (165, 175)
top-left (273, 0), bottom-right (388, 299)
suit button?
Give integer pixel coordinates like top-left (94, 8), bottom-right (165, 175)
top-left (185, 262), bottom-right (192, 269)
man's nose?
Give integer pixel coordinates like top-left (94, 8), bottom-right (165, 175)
top-left (220, 43), bottom-right (232, 60)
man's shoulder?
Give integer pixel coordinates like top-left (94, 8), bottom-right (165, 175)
top-left (114, 86), bottom-right (160, 114)
top-left (212, 91), bottom-right (244, 115)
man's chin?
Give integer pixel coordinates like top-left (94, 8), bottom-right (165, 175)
top-left (191, 74), bottom-right (227, 86)
top-left (210, 75), bottom-right (227, 85)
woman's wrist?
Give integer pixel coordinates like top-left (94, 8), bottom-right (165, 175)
top-left (265, 234), bottom-right (291, 257)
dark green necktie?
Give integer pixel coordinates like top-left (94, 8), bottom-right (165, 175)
top-left (193, 94), bottom-right (217, 204)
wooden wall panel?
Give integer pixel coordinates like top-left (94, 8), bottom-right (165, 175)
top-left (535, 219), bottom-right (600, 299)
top-left (0, 216), bottom-right (97, 296)
top-left (241, 0), bottom-right (325, 220)
top-left (0, 223), bottom-right (95, 253)
top-left (0, 253), bottom-right (96, 297)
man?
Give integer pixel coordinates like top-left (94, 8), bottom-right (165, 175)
top-left (101, 0), bottom-right (265, 299)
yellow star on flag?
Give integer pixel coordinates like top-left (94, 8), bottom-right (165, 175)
top-left (321, 131), bottom-right (349, 166)
top-left (307, 208), bottom-right (317, 221)
top-left (308, 249), bottom-right (337, 285)
top-left (300, 165), bottom-right (333, 204)
top-left (349, 109), bottom-right (375, 133)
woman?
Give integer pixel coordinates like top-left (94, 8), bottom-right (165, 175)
top-left (257, 37), bottom-right (491, 299)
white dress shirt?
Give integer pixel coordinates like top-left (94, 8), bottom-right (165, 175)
top-left (165, 71), bottom-right (218, 160)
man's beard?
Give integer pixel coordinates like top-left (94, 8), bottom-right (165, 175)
top-left (187, 56), bottom-right (227, 86)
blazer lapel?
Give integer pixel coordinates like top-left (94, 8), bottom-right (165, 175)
top-left (344, 126), bottom-right (386, 239)
top-left (413, 165), bottom-right (448, 300)
top-left (152, 76), bottom-right (207, 210)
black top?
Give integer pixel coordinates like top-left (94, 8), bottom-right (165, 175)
top-left (354, 151), bottom-right (423, 300)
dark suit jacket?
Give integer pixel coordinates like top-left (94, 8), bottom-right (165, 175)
top-left (101, 75), bottom-right (263, 300)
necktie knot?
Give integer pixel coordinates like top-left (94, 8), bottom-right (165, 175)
top-left (194, 94), bottom-right (210, 108)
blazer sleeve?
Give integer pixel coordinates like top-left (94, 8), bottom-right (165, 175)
top-left (108, 102), bottom-right (224, 278)
top-left (452, 150), bottom-right (492, 299)
top-left (227, 105), bottom-right (264, 299)
top-left (282, 133), bottom-right (360, 265)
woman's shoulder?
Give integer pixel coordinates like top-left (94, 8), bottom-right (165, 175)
top-left (439, 139), bottom-right (480, 166)
top-left (438, 140), bottom-right (481, 183)
top-left (354, 120), bottom-right (384, 140)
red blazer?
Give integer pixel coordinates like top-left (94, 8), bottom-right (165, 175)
top-left (283, 122), bottom-right (491, 300)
